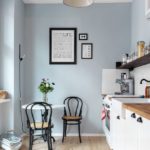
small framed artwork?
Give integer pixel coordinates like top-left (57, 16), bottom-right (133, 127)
top-left (79, 33), bottom-right (88, 40)
top-left (81, 43), bottom-right (93, 59)
top-left (49, 28), bottom-right (77, 64)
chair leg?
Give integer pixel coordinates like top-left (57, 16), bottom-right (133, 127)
top-left (51, 136), bottom-right (55, 142)
top-left (47, 130), bottom-right (52, 150)
top-left (78, 122), bottom-right (82, 143)
top-left (29, 129), bottom-right (33, 150)
top-left (64, 122), bottom-right (67, 137)
top-left (62, 121), bottom-right (65, 142)
top-left (47, 133), bottom-right (50, 150)
top-left (44, 131), bottom-right (47, 142)
top-left (49, 130), bottom-right (53, 150)
top-left (31, 134), bottom-right (34, 145)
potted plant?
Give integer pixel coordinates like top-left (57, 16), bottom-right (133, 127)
top-left (38, 78), bottom-right (55, 103)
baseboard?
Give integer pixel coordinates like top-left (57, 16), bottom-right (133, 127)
top-left (21, 132), bottom-right (105, 137)
top-left (52, 133), bottom-right (105, 137)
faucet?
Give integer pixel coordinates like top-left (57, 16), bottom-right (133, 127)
top-left (140, 79), bottom-right (150, 84)
top-left (140, 79), bottom-right (150, 98)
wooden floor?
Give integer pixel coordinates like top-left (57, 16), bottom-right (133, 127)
top-left (20, 136), bottom-right (111, 150)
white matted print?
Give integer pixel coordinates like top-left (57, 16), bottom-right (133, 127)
top-left (81, 43), bottom-right (93, 59)
top-left (49, 28), bottom-right (77, 64)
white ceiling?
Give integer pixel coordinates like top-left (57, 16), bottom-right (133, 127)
top-left (23, 0), bottom-right (132, 4)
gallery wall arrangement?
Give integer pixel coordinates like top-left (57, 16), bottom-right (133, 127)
top-left (49, 27), bottom-right (93, 65)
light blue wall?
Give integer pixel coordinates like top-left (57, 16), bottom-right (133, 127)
top-left (23, 3), bottom-right (131, 134)
top-left (131, 0), bottom-right (150, 51)
top-left (0, 0), bottom-right (25, 135)
top-left (1, 0), bottom-right (149, 135)
top-left (131, 0), bottom-right (150, 95)
top-left (0, 0), bottom-right (15, 133)
top-left (14, 0), bottom-right (25, 134)
top-left (0, 1), bottom-right (1, 61)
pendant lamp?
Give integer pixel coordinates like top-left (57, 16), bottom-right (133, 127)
top-left (63, 0), bottom-right (93, 7)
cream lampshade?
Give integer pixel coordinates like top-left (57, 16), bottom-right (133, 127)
top-left (63, 0), bottom-right (93, 7)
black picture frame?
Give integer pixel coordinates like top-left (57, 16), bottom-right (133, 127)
top-left (49, 28), bottom-right (77, 64)
top-left (81, 43), bottom-right (93, 59)
top-left (79, 33), bottom-right (88, 40)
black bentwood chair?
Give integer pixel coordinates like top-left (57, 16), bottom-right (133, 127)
top-left (62, 96), bottom-right (83, 143)
top-left (25, 102), bottom-right (53, 150)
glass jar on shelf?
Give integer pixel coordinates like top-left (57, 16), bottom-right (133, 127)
top-left (131, 52), bottom-right (136, 61)
top-left (148, 42), bottom-right (150, 54)
top-left (137, 41), bottom-right (145, 58)
top-left (122, 53), bottom-right (128, 64)
top-left (135, 51), bottom-right (138, 59)
top-left (127, 55), bottom-right (131, 63)
top-left (144, 46), bottom-right (149, 55)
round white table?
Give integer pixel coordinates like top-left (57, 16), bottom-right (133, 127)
top-left (22, 104), bottom-right (65, 110)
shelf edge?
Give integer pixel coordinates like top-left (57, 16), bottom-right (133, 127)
top-left (0, 99), bottom-right (10, 104)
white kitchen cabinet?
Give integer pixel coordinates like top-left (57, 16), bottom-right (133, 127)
top-left (111, 111), bottom-right (121, 150)
top-left (145, 0), bottom-right (150, 19)
top-left (115, 118), bottom-right (126, 150)
top-left (138, 117), bottom-right (150, 150)
top-left (125, 110), bottom-right (138, 150)
top-left (125, 110), bottom-right (150, 150)
top-left (110, 98), bottom-right (150, 150)
top-left (111, 103), bottom-right (126, 150)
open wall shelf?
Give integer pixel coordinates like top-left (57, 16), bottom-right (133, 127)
top-left (0, 99), bottom-right (10, 104)
top-left (117, 53), bottom-right (150, 70)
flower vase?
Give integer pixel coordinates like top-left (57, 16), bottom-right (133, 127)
top-left (43, 93), bottom-right (48, 103)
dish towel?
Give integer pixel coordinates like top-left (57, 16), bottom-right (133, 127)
top-left (101, 108), bottom-right (106, 120)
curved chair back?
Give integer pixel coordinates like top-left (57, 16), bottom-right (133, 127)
top-left (63, 96), bottom-right (83, 117)
top-left (25, 102), bottom-right (52, 130)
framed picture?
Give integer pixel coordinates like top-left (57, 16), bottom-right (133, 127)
top-left (49, 28), bottom-right (77, 64)
top-left (81, 43), bottom-right (93, 59)
top-left (79, 33), bottom-right (88, 40)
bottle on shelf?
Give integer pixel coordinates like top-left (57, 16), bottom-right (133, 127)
top-left (137, 41), bottom-right (145, 58)
top-left (122, 53), bottom-right (128, 64)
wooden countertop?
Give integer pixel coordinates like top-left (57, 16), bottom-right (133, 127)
top-left (123, 103), bottom-right (150, 120)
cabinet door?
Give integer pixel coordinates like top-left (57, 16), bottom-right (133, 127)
top-left (138, 117), bottom-right (150, 150)
top-left (125, 110), bottom-right (138, 150)
top-left (111, 111), bottom-right (125, 150)
top-left (110, 110), bottom-right (116, 149)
